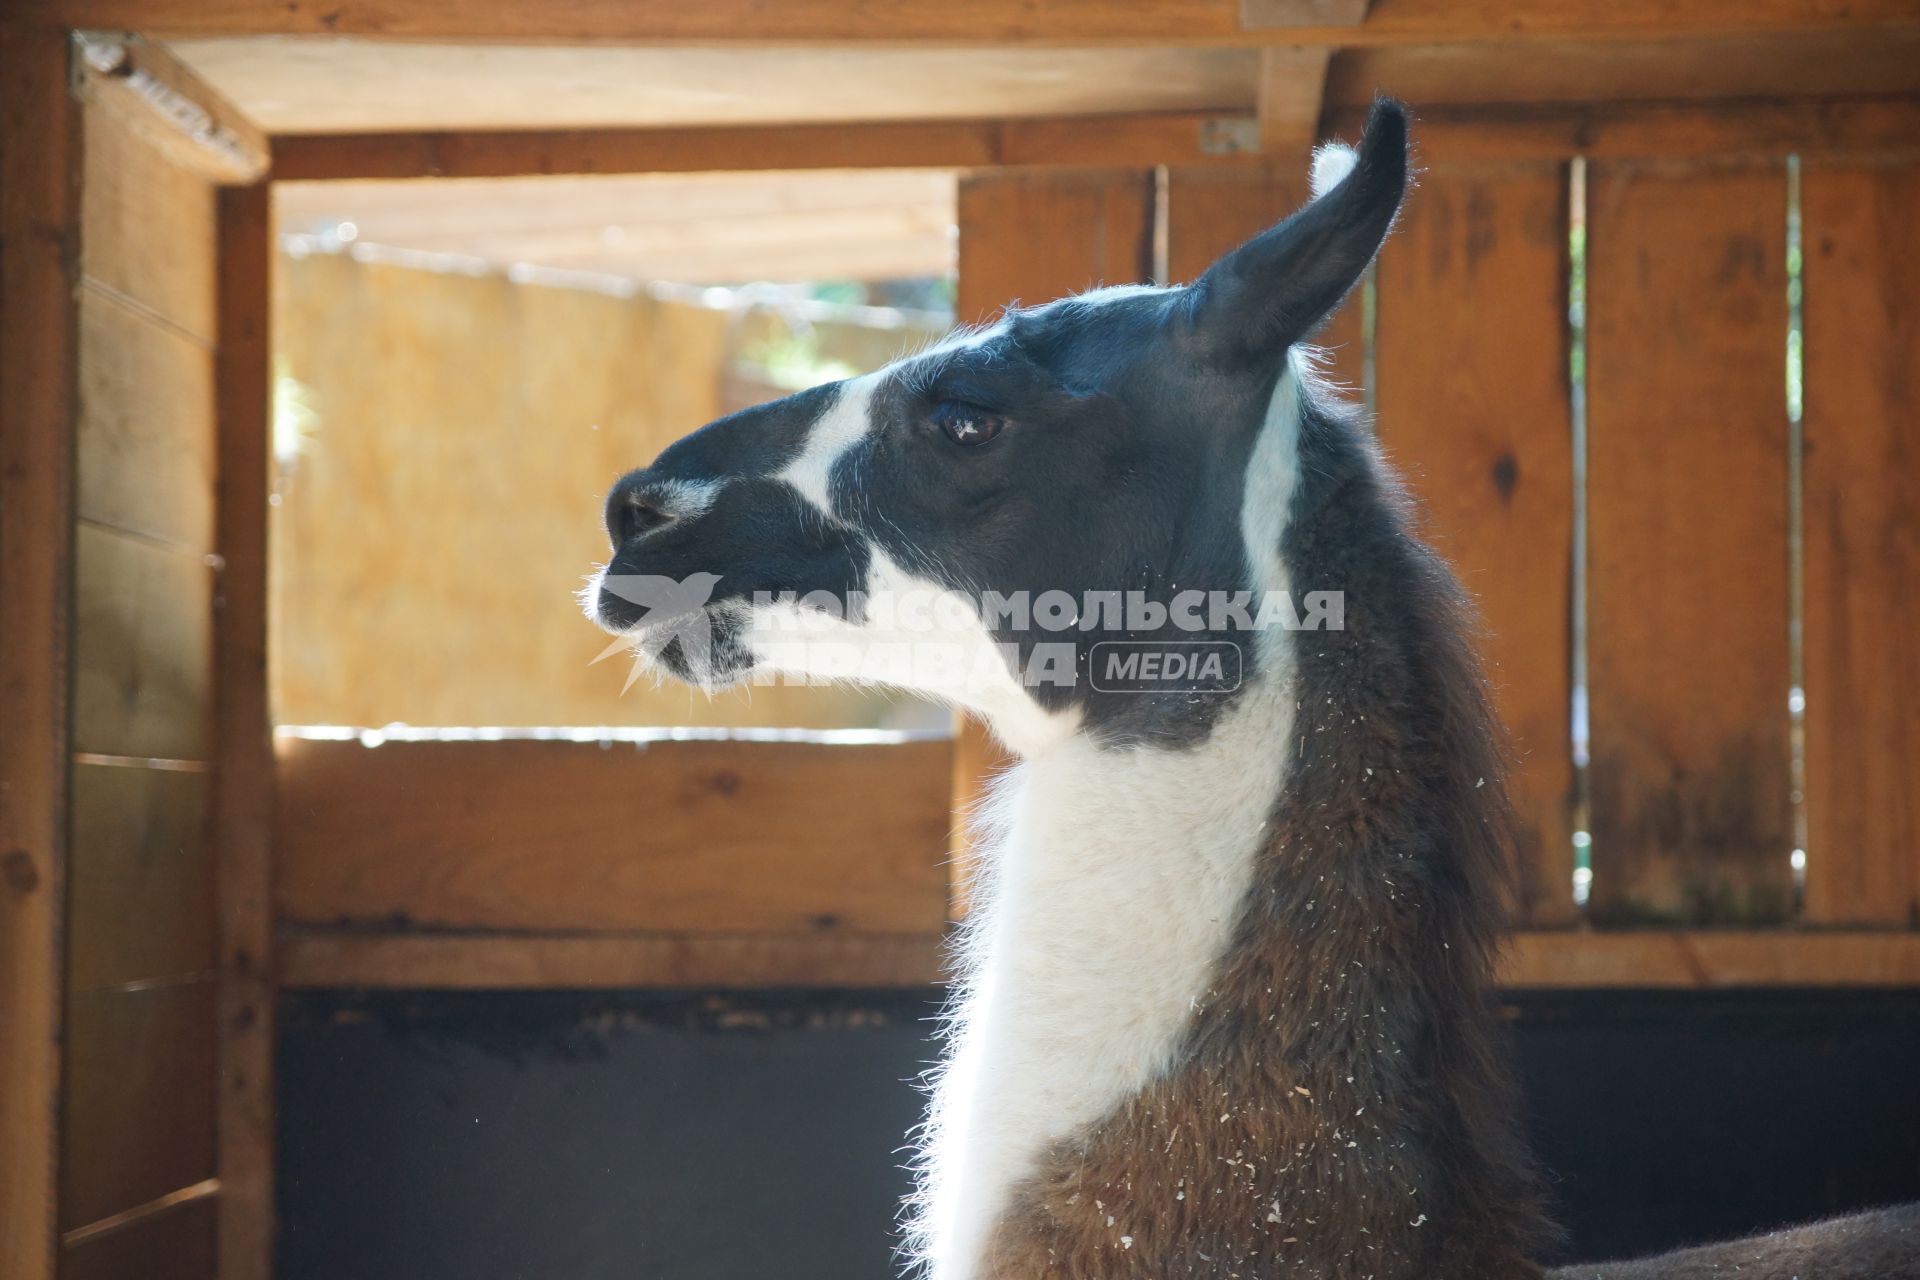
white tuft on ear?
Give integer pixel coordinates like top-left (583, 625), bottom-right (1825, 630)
top-left (1309, 142), bottom-right (1358, 200)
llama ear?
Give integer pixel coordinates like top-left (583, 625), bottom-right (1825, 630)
top-left (1188, 98), bottom-right (1409, 364)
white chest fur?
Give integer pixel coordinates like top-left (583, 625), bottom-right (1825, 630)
top-left (910, 362), bottom-right (1308, 1279)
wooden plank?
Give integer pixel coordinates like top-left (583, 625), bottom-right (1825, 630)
top-left (77, 294), bottom-right (217, 553)
top-left (60, 1192), bottom-right (217, 1280)
top-left (80, 95), bottom-right (218, 344)
top-left (1800, 157), bottom-right (1920, 927)
top-left (1325, 98), bottom-right (1920, 166)
top-left (280, 930), bottom-right (946, 988)
top-left (70, 524), bottom-right (215, 762)
top-left (274, 737), bottom-right (954, 935)
top-left (1163, 164), bottom-right (1368, 404)
top-left (59, 979), bottom-right (219, 1231)
top-left (275, 927), bottom-right (1920, 990)
top-left (171, 42), bottom-right (1261, 135)
top-left (214, 181), bottom-right (277, 1280)
top-left (74, 36), bottom-right (268, 185)
top-left (269, 112), bottom-right (1264, 183)
top-left (1500, 930), bottom-right (1920, 989)
top-left (0, 29), bottom-right (82, 1280)
top-left (1255, 46), bottom-right (1332, 153)
top-left (957, 168), bottom-right (1153, 317)
top-left (67, 764), bottom-right (215, 994)
top-left (1585, 160), bottom-right (1793, 925)
top-left (1243, 0), bottom-right (1370, 28)
top-left (1326, 29), bottom-right (1920, 110)
top-left (1375, 162), bottom-right (1575, 923)
top-left (29, 0), bottom-right (1920, 44)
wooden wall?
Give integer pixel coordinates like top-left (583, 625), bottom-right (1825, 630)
top-left (61, 91), bottom-right (222, 1276)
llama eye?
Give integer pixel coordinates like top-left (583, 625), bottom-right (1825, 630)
top-left (933, 402), bottom-right (1007, 447)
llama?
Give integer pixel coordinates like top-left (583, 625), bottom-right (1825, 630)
top-left (587, 100), bottom-right (1919, 1280)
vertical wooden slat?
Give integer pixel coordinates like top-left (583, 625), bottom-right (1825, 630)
top-left (1165, 164), bottom-right (1366, 392)
top-left (1800, 157), bottom-right (1920, 927)
top-left (950, 168), bottom-right (1155, 911)
top-left (1586, 159), bottom-right (1793, 925)
top-left (0, 30), bottom-right (82, 1280)
top-left (213, 182), bottom-right (276, 1280)
top-left (1375, 161), bottom-right (1577, 924)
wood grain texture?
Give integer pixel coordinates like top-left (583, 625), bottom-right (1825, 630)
top-left (1501, 929), bottom-right (1920, 988)
top-left (1585, 160), bottom-right (1793, 925)
top-left (77, 293), bottom-right (217, 552)
top-left (80, 98), bottom-right (217, 344)
top-left (60, 1193), bottom-right (217, 1280)
top-left (31, 0), bottom-right (1920, 43)
top-left (270, 112), bottom-right (1265, 183)
top-left (66, 764), bottom-right (215, 994)
top-left (74, 36), bottom-right (268, 185)
top-left (1800, 158), bottom-right (1920, 928)
top-left (1325, 98), bottom-right (1920, 167)
top-left (58, 979), bottom-right (219, 1232)
top-left (71, 524), bottom-right (215, 762)
top-left (0, 30), bottom-right (82, 1280)
top-left (279, 929), bottom-right (946, 988)
top-left (274, 737), bottom-right (954, 935)
top-left (214, 181), bottom-right (277, 1280)
top-left (274, 927), bottom-right (1920, 990)
top-left (1326, 29), bottom-right (1920, 110)
top-left (1375, 162), bottom-right (1575, 923)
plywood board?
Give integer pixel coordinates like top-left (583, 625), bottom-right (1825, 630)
top-left (1585, 159), bottom-right (1793, 924)
top-left (81, 96), bottom-right (217, 343)
top-left (60, 1194), bottom-right (217, 1280)
top-left (71, 525), bottom-right (215, 762)
top-left (66, 765), bottom-right (215, 994)
top-left (77, 294), bottom-right (216, 553)
top-left (1375, 161), bottom-right (1575, 923)
top-left (1800, 157), bottom-right (1920, 927)
top-left (58, 979), bottom-right (218, 1231)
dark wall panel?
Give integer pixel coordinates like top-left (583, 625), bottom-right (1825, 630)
top-left (278, 990), bottom-right (1920, 1278)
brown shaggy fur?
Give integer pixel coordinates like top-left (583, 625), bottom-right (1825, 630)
top-left (978, 394), bottom-right (1553, 1278)
top-left (1551, 1204), bottom-right (1920, 1280)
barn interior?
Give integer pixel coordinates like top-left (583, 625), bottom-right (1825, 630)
top-left (3, 6), bottom-right (1919, 1279)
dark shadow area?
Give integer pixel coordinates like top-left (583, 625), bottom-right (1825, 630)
top-left (277, 987), bottom-right (1920, 1279)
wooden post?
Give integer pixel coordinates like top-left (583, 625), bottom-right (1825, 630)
top-left (0, 26), bottom-right (83, 1280)
top-left (214, 180), bottom-right (276, 1280)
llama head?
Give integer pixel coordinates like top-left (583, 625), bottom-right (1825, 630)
top-left (588, 100), bottom-right (1408, 752)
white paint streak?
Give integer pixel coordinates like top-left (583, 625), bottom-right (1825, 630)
top-left (910, 354), bottom-right (1309, 1280)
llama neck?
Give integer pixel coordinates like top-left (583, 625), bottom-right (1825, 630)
top-left (921, 663), bottom-right (1297, 1280)
top-left (914, 360), bottom-right (1546, 1279)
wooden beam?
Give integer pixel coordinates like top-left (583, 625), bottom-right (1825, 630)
top-left (1255, 46), bottom-right (1333, 154)
top-left (278, 928), bottom-right (1920, 990)
top-left (23, 0), bottom-right (1920, 45)
top-left (274, 736), bottom-right (953, 936)
top-left (279, 930), bottom-right (946, 989)
top-left (0, 28), bottom-right (81, 1280)
top-left (213, 181), bottom-right (275, 1280)
top-left (1243, 0), bottom-right (1371, 32)
top-left (1501, 931), bottom-right (1920, 989)
top-left (73, 35), bottom-right (268, 184)
top-left (1326, 97), bottom-right (1920, 163)
top-left (269, 112), bottom-right (1266, 182)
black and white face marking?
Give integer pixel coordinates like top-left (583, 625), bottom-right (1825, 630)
top-left (588, 102), bottom-right (1409, 751)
